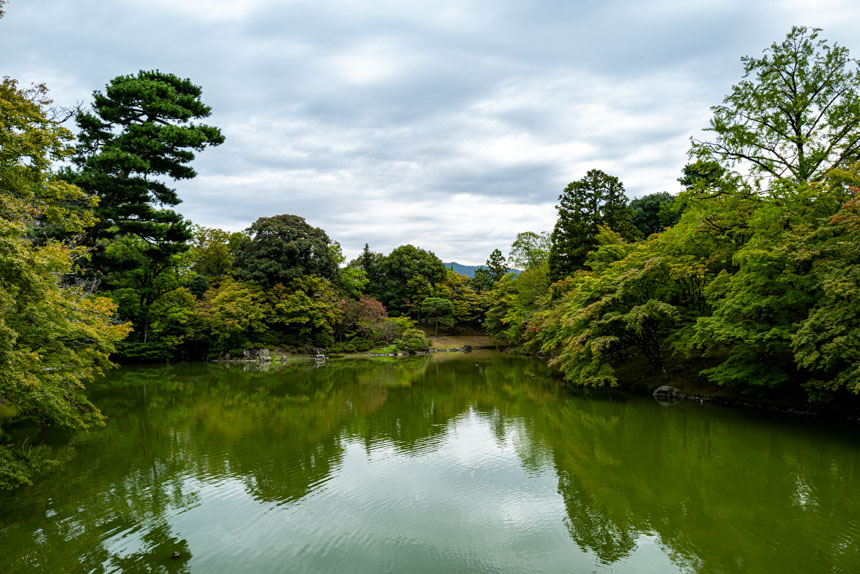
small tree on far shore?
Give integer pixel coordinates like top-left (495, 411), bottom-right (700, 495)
top-left (421, 297), bottom-right (454, 337)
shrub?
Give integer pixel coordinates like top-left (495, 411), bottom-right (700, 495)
top-left (397, 328), bottom-right (430, 353)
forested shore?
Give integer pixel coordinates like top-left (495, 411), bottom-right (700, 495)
top-left (2, 17), bottom-right (860, 488)
top-left (484, 27), bottom-right (860, 407)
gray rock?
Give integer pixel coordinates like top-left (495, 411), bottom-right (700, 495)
top-left (653, 385), bottom-right (679, 399)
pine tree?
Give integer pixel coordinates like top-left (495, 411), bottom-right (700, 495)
top-left (66, 70), bottom-right (224, 276)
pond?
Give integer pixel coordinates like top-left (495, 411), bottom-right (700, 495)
top-left (1, 352), bottom-right (858, 573)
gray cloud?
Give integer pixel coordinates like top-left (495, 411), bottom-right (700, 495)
top-left (2, 0), bottom-right (859, 263)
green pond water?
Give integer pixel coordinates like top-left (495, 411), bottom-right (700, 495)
top-left (1, 352), bottom-right (859, 573)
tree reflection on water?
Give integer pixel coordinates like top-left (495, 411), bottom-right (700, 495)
top-left (1, 353), bottom-right (859, 573)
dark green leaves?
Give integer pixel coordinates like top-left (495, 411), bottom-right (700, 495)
top-left (549, 169), bottom-right (637, 281)
top-left (234, 214), bottom-right (340, 288)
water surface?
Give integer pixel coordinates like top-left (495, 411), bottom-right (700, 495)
top-left (1, 352), bottom-right (858, 573)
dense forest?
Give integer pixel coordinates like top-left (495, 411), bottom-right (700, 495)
top-left (2, 17), bottom-right (860, 488)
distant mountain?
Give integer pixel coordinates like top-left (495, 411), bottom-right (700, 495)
top-left (444, 262), bottom-right (483, 278)
top-left (443, 262), bottom-right (520, 278)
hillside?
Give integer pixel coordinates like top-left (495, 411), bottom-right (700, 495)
top-left (444, 262), bottom-right (521, 278)
top-left (443, 262), bottom-right (482, 278)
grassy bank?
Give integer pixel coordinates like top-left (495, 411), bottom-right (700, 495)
top-left (427, 335), bottom-right (494, 350)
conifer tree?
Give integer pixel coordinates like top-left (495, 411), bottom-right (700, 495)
top-left (66, 70), bottom-right (224, 276)
top-left (548, 169), bottom-right (635, 281)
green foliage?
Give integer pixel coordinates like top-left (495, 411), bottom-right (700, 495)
top-left (470, 249), bottom-right (511, 292)
top-left (469, 267), bottom-right (494, 293)
top-left (485, 249), bottom-right (509, 282)
top-left (536, 229), bottom-right (700, 386)
top-left (377, 317), bottom-right (415, 344)
top-left (368, 345), bottom-right (397, 354)
top-left (484, 261), bottom-right (550, 347)
top-left (508, 231), bottom-right (551, 270)
top-left (338, 266), bottom-right (368, 298)
top-left (351, 243), bottom-right (384, 295)
top-left (397, 328), bottom-right (430, 353)
top-left (677, 166), bottom-right (853, 392)
top-left (629, 192), bottom-right (680, 237)
top-left (187, 274), bottom-right (208, 299)
top-left (421, 296), bottom-right (454, 337)
top-left (534, 150), bottom-right (860, 400)
top-left (375, 244), bottom-right (446, 318)
top-left (234, 214), bottom-right (339, 287)
top-left (678, 160), bottom-right (731, 194)
top-left (1, 79), bottom-right (96, 234)
top-left (434, 269), bottom-right (484, 329)
top-left (55, 71), bottom-right (222, 362)
top-left (198, 279), bottom-right (269, 352)
top-left (693, 26), bottom-right (860, 183)
top-left (97, 236), bottom-right (195, 360)
top-left (548, 169), bottom-right (637, 281)
top-left (67, 70), bottom-right (224, 270)
top-left (789, 174), bottom-right (860, 395)
top-left (190, 225), bottom-right (244, 283)
top-left (1, 78), bottom-right (129, 489)
top-left (269, 276), bottom-right (343, 347)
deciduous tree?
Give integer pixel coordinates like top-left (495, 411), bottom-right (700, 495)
top-left (190, 226), bottom-right (244, 283)
top-left (1, 78), bottom-right (129, 489)
top-left (692, 26), bottom-right (860, 183)
top-left (508, 231), bottom-right (551, 270)
top-left (234, 214), bottom-right (339, 287)
top-left (376, 245), bottom-right (446, 318)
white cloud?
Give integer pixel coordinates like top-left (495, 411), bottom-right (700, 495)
top-left (1, 0), bottom-right (857, 263)
top-left (327, 40), bottom-right (409, 85)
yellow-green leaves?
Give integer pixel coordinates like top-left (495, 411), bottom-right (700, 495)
top-left (693, 26), bottom-right (860, 184)
top-left (1, 79), bottom-right (130, 489)
top-left (0, 78), bottom-right (96, 232)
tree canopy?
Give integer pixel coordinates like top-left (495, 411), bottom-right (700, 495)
top-left (375, 245), bottom-right (447, 318)
top-left (693, 26), bottom-right (860, 183)
top-left (68, 70), bottom-right (224, 264)
top-left (234, 214), bottom-right (340, 287)
top-left (421, 296), bottom-right (454, 337)
top-left (548, 169), bottom-right (636, 281)
top-left (58, 70), bottom-right (224, 360)
top-left (1, 78), bottom-right (129, 489)
top-left (482, 27), bottom-right (860, 403)
top-left (629, 192), bottom-right (680, 237)
top-left (508, 231), bottom-right (551, 270)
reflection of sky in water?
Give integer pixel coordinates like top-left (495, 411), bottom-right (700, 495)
top-left (4, 356), bottom-right (860, 573)
top-left (100, 409), bottom-right (681, 573)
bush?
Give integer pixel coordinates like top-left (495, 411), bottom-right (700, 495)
top-left (397, 328), bottom-right (430, 353)
top-left (355, 339), bottom-right (373, 352)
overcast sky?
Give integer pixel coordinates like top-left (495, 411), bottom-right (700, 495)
top-left (2, 0), bottom-right (858, 264)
